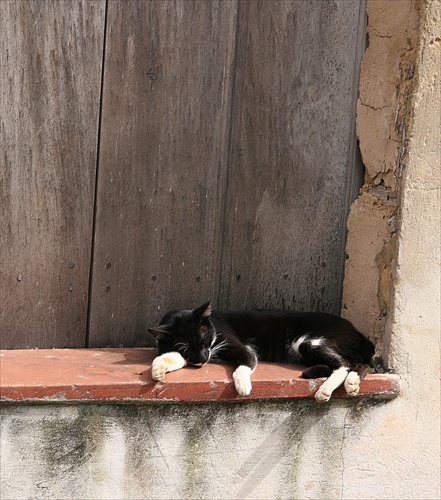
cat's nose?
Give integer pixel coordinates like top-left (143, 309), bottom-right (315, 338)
top-left (198, 349), bottom-right (210, 364)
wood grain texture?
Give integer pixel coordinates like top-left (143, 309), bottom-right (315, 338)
top-left (2, 0), bottom-right (366, 348)
top-left (0, 1), bottom-right (105, 347)
top-left (222, 0), bottom-right (365, 313)
top-left (88, 0), bottom-right (239, 346)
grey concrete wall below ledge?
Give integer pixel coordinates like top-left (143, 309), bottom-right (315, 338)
top-left (1, 399), bottom-right (396, 500)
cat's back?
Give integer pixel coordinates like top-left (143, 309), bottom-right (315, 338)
top-left (212, 308), bottom-right (370, 345)
top-left (212, 308), bottom-right (302, 330)
top-left (212, 308), bottom-right (373, 364)
top-left (214, 308), bottom-right (343, 330)
top-left (211, 308), bottom-right (328, 342)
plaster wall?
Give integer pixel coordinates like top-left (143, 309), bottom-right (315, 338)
top-left (0, 401), bottom-right (373, 500)
top-left (341, 0), bottom-right (421, 346)
top-left (1, 1), bottom-right (440, 499)
top-left (340, 1), bottom-right (441, 499)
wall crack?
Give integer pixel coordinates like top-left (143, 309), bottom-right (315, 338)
top-left (358, 99), bottom-right (392, 112)
top-left (340, 408), bottom-right (351, 500)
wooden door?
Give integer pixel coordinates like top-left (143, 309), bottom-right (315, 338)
top-left (222, 0), bottom-right (366, 312)
top-left (87, 0), bottom-right (239, 346)
top-left (1, 0), bottom-right (366, 348)
top-left (87, 0), bottom-right (366, 347)
top-left (1, 0), bottom-right (105, 348)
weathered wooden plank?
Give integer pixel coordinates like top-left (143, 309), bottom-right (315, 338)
top-left (88, 0), bottom-right (239, 346)
top-left (222, 0), bottom-right (366, 313)
top-left (0, 1), bottom-right (105, 347)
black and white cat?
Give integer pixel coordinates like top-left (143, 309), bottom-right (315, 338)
top-left (148, 302), bottom-right (374, 402)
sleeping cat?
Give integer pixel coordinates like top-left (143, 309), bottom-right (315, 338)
top-left (148, 302), bottom-right (374, 402)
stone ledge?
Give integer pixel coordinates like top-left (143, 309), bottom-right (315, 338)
top-left (0, 348), bottom-right (400, 403)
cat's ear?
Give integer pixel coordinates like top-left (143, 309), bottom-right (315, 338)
top-left (193, 301), bottom-right (212, 318)
top-left (148, 325), bottom-right (170, 339)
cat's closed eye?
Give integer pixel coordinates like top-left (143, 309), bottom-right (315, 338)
top-left (174, 342), bottom-right (190, 354)
top-left (199, 322), bottom-right (208, 335)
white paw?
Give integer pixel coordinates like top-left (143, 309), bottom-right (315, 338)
top-left (152, 357), bottom-right (167, 381)
top-left (315, 385), bottom-right (332, 403)
top-left (344, 371), bottom-right (360, 396)
top-left (151, 352), bottom-right (187, 380)
top-left (233, 366), bottom-right (252, 396)
top-left (314, 366), bottom-right (350, 403)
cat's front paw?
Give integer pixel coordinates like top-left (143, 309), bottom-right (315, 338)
top-left (152, 357), bottom-right (168, 381)
top-left (344, 371), bottom-right (360, 396)
top-left (233, 365), bottom-right (252, 396)
top-left (151, 352), bottom-right (187, 381)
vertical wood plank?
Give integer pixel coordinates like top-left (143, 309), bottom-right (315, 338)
top-left (223, 0), bottom-right (365, 313)
top-left (88, 0), bottom-right (238, 346)
top-left (0, 1), bottom-right (105, 348)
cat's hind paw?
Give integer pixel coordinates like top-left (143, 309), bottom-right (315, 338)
top-left (233, 365), bottom-right (253, 396)
top-left (314, 366), bottom-right (350, 402)
top-left (344, 371), bottom-right (360, 396)
top-left (315, 386), bottom-right (332, 403)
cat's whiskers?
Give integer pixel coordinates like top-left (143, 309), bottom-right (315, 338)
top-left (210, 339), bottom-right (229, 358)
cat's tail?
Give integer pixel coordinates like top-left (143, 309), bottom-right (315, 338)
top-left (301, 365), bottom-right (333, 378)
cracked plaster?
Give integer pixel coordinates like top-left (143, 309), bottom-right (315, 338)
top-left (342, 0), bottom-right (421, 348)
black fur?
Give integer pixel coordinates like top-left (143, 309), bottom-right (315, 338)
top-left (148, 302), bottom-right (374, 379)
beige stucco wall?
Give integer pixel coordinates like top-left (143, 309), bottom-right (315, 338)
top-left (342, 0), bottom-right (440, 359)
top-left (342, 0), bottom-right (421, 348)
top-left (341, 0), bottom-right (440, 498)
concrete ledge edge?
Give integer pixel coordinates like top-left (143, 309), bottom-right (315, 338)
top-left (0, 348), bottom-right (401, 404)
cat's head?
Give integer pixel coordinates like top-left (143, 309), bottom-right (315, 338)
top-left (148, 302), bottom-right (216, 366)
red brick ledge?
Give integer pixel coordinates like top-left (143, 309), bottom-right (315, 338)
top-left (0, 348), bottom-right (400, 403)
